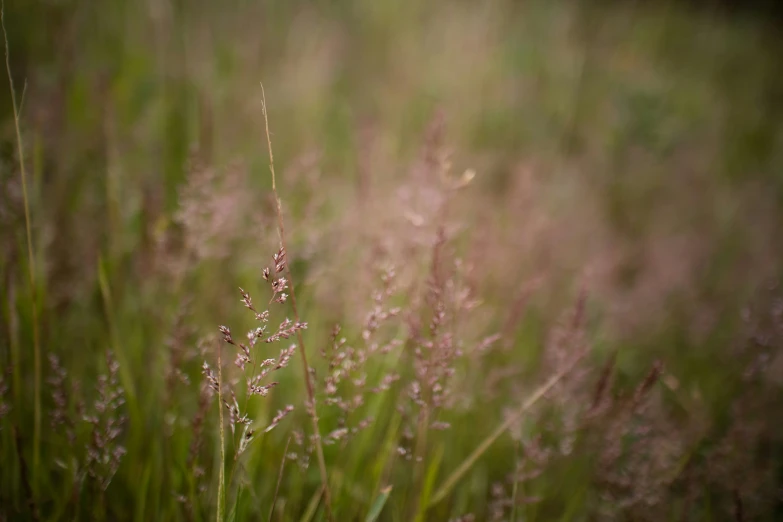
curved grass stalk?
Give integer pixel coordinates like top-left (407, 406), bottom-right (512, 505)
top-left (259, 83), bottom-right (333, 521)
top-left (2, 1), bottom-right (41, 495)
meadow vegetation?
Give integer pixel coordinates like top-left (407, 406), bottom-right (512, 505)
top-left (1, 0), bottom-right (783, 520)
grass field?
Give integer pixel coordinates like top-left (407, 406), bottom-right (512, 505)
top-left (2, 0), bottom-right (783, 520)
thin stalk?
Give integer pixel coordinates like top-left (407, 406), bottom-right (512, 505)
top-left (2, 2), bottom-right (41, 493)
top-left (217, 342), bottom-right (225, 522)
top-left (428, 350), bottom-right (587, 507)
top-left (509, 441), bottom-right (519, 522)
top-left (268, 436), bottom-right (291, 522)
top-left (259, 83), bottom-right (333, 521)
top-left (13, 425), bottom-right (39, 521)
top-left (410, 405), bottom-right (430, 520)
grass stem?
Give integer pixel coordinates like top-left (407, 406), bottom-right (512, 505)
top-left (217, 341), bottom-right (226, 522)
top-left (429, 350), bottom-right (587, 507)
top-left (2, 1), bottom-right (41, 495)
top-left (259, 82), bottom-right (334, 521)
top-left (268, 436), bottom-right (291, 522)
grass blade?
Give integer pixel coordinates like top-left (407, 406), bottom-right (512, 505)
top-left (429, 351), bottom-right (587, 507)
top-left (216, 341), bottom-right (226, 522)
top-left (299, 485), bottom-right (324, 522)
top-left (268, 436), bottom-right (292, 522)
top-left (2, 0), bottom-right (41, 495)
top-left (97, 255), bottom-right (138, 413)
top-left (413, 444), bottom-right (443, 522)
top-left (365, 486), bottom-right (392, 522)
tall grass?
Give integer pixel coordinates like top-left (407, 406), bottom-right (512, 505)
top-left (2, 0), bottom-right (40, 502)
top-left (2, 0), bottom-right (783, 521)
top-left (260, 83), bottom-right (333, 519)
top-left (216, 340), bottom-right (225, 522)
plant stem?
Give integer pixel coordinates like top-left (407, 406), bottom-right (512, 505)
top-left (13, 425), bottom-right (40, 521)
top-left (259, 83), bottom-right (333, 521)
top-left (268, 436), bottom-right (291, 522)
top-left (429, 350), bottom-right (587, 507)
top-left (410, 404), bottom-right (430, 520)
top-left (2, 1), bottom-right (41, 495)
top-left (217, 342), bottom-right (225, 522)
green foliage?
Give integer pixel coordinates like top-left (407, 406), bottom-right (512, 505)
top-left (2, 0), bottom-right (783, 521)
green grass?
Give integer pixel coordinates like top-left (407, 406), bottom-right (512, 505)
top-left (2, 0), bottom-right (783, 520)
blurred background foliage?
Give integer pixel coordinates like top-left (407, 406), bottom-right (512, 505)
top-left (1, 0), bottom-right (783, 520)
